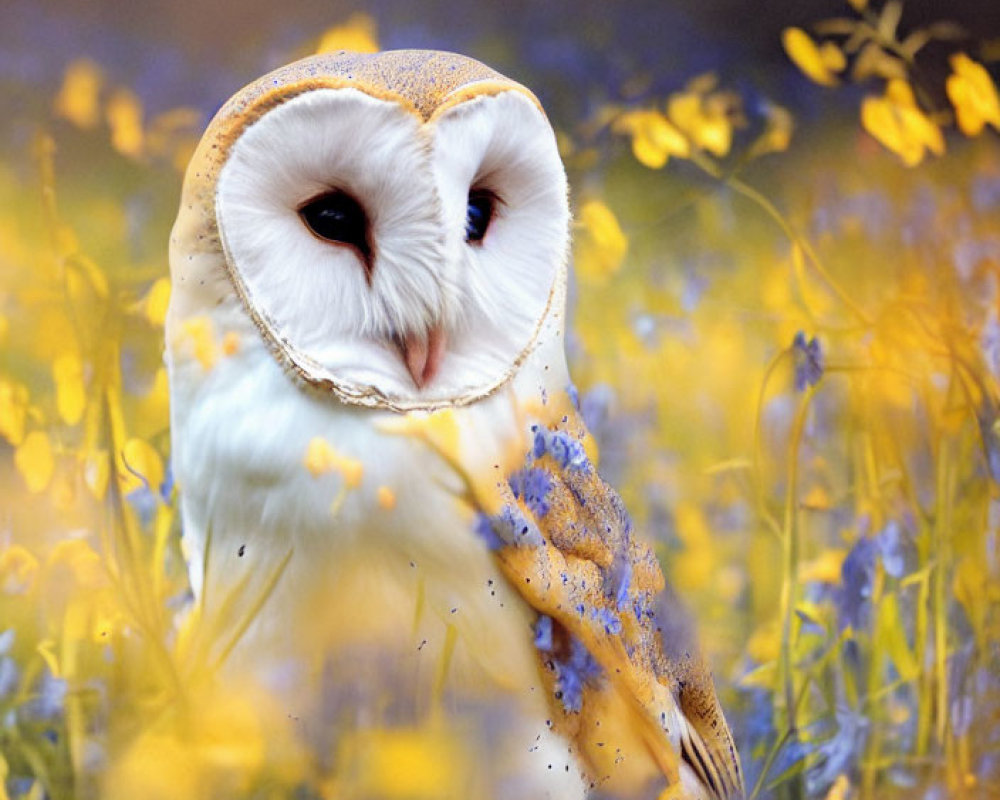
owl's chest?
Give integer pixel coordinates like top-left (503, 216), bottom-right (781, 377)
top-left (173, 344), bottom-right (535, 651)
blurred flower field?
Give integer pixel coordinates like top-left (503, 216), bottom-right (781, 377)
top-left (1, 1), bottom-right (999, 798)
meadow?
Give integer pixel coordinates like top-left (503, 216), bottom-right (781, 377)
top-left (0, 2), bottom-right (998, 798)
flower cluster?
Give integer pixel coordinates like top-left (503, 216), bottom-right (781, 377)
top-left (783, 0), bottom-right (1000, 165)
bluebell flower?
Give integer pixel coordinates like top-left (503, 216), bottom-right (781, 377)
top-left (806, 706), bottom-right (867, 795)
top-left (771, 733), bottom-right (812, 780)
top-left (953, 237), bottom-right (1000, 281)
top-left (876, 520), bottom-right (915, 579)
top-left (972, 175), bottom-right (1000, 212)
top-left (126, 485), bottom-right (158, 526)
top-left (951, 694), bottom-right (974, 737)
top-left (837, 536), bottom-right (877, 631)
top-left (20, 670), bottom-right (67, 722)
top-left (508, 468), bottom-right (554, 517)
top-left (792, 331), bottom-right (823, 392)
top-left (0, 654), bottom-right (18, 699)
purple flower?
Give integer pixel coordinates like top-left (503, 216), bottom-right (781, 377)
top-left (837, 536), bottom-right (877, 631)
top-left (792, 331), bottom-right (823, 391)
top-left (876, 520), bottom-right (915, 579)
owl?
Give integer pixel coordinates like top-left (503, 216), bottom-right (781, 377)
top-left (166, 50), bottom-right (743, 799)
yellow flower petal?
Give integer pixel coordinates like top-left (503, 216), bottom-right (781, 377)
top-left (120, 437), bottom-right (165, 494)
top-left (0, 379), bottom-right (29, 446)
top-left (53, 353), bottom-right (86, 426)
top-left (15, 431), bottom-right (54, 493)
top-left (315, 13), bottom-right (379, 54)
top-left (861, 80), bottom-right (944, 166)
top-left (144, 278), bottom-right (171, 326)
top-left (106, 87), bottom-right (144, 159)
top-left (54, 59), bottom-right (103, 129)
top-left (748, 103), bottom-right (794, 158)
top-left (667, 91), bottom-right (733, 157)
top-left (613, 109), bottom-right (689, 169)
top-left (0, 544), bottom-right (39, 595)
top-left (946, 52), bottom-right (1000, 137)
top-left (574, 200), bottom-right (628, 284)
top-left (782, 27), bottom-right (839, 87)
top-left (819, 41), bottom-right (847, 73)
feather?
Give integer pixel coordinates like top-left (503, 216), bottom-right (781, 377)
top-left (468, 412), bottom-right (745, 799)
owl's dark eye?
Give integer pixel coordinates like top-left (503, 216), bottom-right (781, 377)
top-left (465, 189), bottom-right (495, 243)
top-left (299, 190), bottom-right (372, 262)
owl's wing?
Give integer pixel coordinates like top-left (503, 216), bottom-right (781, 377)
top-left (474, 417), bottom-right (744, 800)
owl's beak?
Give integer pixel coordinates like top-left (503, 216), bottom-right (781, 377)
top-left (398, 325), bottom-right (446, 389)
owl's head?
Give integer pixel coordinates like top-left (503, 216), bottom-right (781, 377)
top-left (168, 50), bottom-right (569, 410)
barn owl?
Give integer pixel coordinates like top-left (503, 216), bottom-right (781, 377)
top-left (166, 50), bottom-right (743, 799)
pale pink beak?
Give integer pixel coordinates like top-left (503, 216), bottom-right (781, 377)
top-left (398, 325), bottom-right (446, 389)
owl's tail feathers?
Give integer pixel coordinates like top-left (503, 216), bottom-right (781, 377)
top-left (678, 712), bottom-right (745, 800)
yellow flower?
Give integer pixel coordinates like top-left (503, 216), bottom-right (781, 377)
top-left (611, 109), bottom-right (689, 168)
top-left (0, 379), bottom-right (29, 446)
top-left (861, 79), bottom-right (945, 166)
top-left (0, 544), bottom-right (39, 594)
top-left (338, 727), bottom-right (466, 798)
top-left (53, 353), bottom-right (86, 426)
top-left (824, 775), bottom-right (851, 800)
top-left (106, 87), bottom-right (144, 159)
top-left (144, 277), bottom-right (171, 326)
top-left (667, 90), bottom-right (734, 157)
top-left (748, 103), bottom-right (794, 158)
top-left (48, 538), bottom-right (106, 589)
top-left (54, 59), bottom-right (103, 129)
top-left (315, 13), bottom-right (379, 55)
top-left (120, 437), bottom-right (165, 494)
top-left (946, 53), bottom-right (1000, 136)
top-left (782, 27), bottom-right (842, 87)
top-left (573, 200), bottom-right (628, 284)
top-left (15, 431), bottom-right (54, 493)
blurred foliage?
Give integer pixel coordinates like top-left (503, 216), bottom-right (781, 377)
top-left (1, 2), bottom-right (1000, 799)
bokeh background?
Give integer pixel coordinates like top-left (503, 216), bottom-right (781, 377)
top-left (2, 1), bottom-right (1000, 798)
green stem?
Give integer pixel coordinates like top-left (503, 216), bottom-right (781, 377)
top-left (779, 388), bottom-right (814, 736)
top-left (688, 150), bottom-right (872, 328)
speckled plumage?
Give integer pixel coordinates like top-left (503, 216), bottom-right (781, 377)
top-left (473, 414), bottom-right (744, 798)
